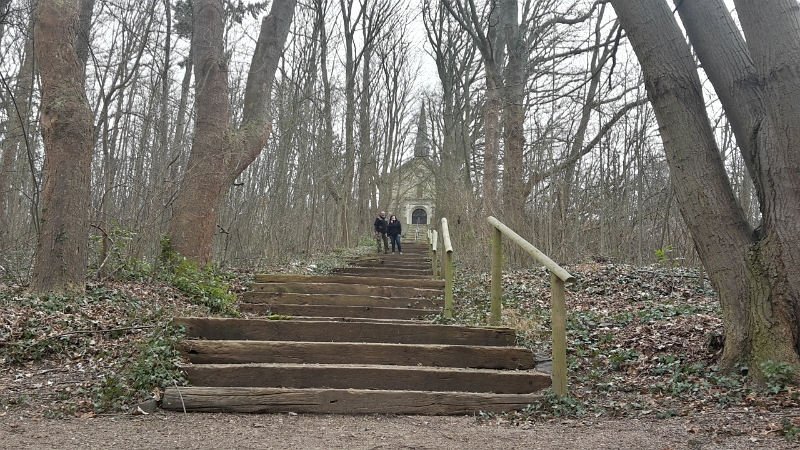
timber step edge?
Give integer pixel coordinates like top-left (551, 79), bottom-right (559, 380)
top-left (349, 261), bottom-right (434, 269)
top-left (332, 272), bottom-right (436, 280)
top-left (239, 303), bottom-right (438, 320)
top-left (241, 291), bottom-right (444, 308)
top-left (253, 274), bottom-right (444, 289)
top-left (172, 317), bottom-right (517, 346)
top-left (179, 363), bottom-right (550, 394)
top-left (161, 387), bottom-right (542, 415)
top-left (180, 340), bottom-right (536, 369)
top-left (248, 282), bottom-right (441, 298)
top-left (335, 267), bottom-right (434, 275)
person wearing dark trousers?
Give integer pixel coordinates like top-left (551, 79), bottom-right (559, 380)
top-left (374, 211), bottom-right (389, 254)
top-left (387, 215), bottom-right (402, 254)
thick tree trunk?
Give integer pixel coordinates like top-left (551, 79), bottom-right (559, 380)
top-left (31, 0), bottom-right (95, 295)
top-left (611, 0), bottom-right (800, 377)
top-left (731, 0), bottom-right (800, 357)
top-left (168, 0), bottom-right (295, 265)
top-left (168, 0), bottom-right (229, 265)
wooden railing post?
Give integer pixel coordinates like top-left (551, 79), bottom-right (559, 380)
top-left (490, 224), bottom-right (502, 326)
top-left (441, 218), bottom-right (454, 318)
top-left (486, 216), bottom-right (574, 396)
top-left (427, 230), bottom-right (432, 260)
top-left (551, 273), bottom-right (567, 396)
top-left (431, 230), bottom-right (439, 279)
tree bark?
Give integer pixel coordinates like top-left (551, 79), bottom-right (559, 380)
top-left (168, 0), bottom-right (296, 265)
top-left (31, 0), bottom-right (96, 295)
top-left (611, 0), bottom-right (800, 376)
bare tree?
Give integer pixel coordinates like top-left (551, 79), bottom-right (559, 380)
top-left (0, 11), bottom-right (37, 244)
top-left (167, 0), bottom-right (296, 265)
top-left (423, 0), bottom-right (482, 229)
top-left (610, 0), bottom-right (800, 378)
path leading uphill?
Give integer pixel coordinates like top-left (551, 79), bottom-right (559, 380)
top-left (162, 238), bottom-right (552, 415)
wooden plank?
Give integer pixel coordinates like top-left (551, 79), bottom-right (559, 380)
top-left (248, 282), bottom-right (440, 298)
top-left (238, 316), bottom-right (429, 323)
top-left (180, 340), bottom-right (536, 369)
top-left (241, 292), bottom-right (444, 308)
top-left (253, 274), bottom-right (444, 289)
top-left (349, 258), bottom-right (430, 265)
top-left (332, 272), bottom-right (436, 280)
top-left (172, 317), bottom-right (517, 346)
top-left (239, 303), bottom-right (438, 320)
top-left (180, 363), bottom-right (550, 394)
top-left (162, 387), bottom-right (542, 415)
top-left (336, 267), bottom-right (433, 276)
top-left (349, 261), bottom-right (430, 269)
top-left (356, 255), bottom-right (429, 262)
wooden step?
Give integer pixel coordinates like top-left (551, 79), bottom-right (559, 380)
top-left (248, 282), bottom-right (440, 298)
top-left (258, 317), bottom-right (431, 324)
top-left (241, 292), bottom-right (443, 308)
top-left (349, 260), bottom-right (432, 269)
top-left (336, 267), bottom-right (433, 276)
top-left (240, 303), bottom-right (437, 320)
top-left (364, 252), bottom-right (429, 258)
top-left (331, 272), bottom-right (437, 280)
top-left (162, 387), bottom-right (542, 415)
top-left (179, 363), bottom-right (550, 394)
top-left (173, 317), bottom-right (517, 346)
top-left (253, 274), bottom-right (443, 289)
top-left (180, 340), bottom-right (535, 369)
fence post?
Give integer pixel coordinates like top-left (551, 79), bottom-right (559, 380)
top-left (551, 272), bottom-right (568, 396)
top-left (441, 218), bottom-right (454, 318)
top-left (490, 225), bottom-right (502, 326)
top-left (427, 230), bottom-right (432, 260)
top-left (431, 230), bottom-right (439, 278)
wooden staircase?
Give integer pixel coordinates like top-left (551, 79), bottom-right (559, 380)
top-left (162, 240), bottom-right (551, 415)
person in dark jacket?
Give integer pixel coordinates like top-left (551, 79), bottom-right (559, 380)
top-left (374, 211), bottom-right (389, 253)
top-left (387, 215), bottom-right (402, 254)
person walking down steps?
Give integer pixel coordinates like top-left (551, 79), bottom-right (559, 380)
top-left (374, 211), bottom-right (389, 254)
top-left (387, 215), bottom-right (402, 254)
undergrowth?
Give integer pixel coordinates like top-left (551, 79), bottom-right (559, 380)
top-left (452, 266), bottom-right (799, 442)
top-left (90, 324), bottom-right (187, 413)
top-left (158, 235), bottom-right (239, 316)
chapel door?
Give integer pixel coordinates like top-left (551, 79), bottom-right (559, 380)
top-left (412, 209), bottom-right (427, 225)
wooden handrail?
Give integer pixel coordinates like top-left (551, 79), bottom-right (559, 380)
top-left (486, 215), bottom-right (573, 397)
top-left (486, 216), bottom-right (575, 283)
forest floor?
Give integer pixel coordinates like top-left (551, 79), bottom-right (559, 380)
top-left (1, 252), bottom-right (799, 449)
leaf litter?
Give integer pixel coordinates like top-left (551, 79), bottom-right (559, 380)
top-left (0, 261), bottom-right (798, 448)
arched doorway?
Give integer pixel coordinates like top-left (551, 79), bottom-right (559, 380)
top-left (412, 208), bottom-right (427, 225)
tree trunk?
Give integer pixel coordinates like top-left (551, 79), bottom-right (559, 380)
top-left (31, 0), bottom-right (96, 295)
top-left (611, 0), bottom-right (800, 377)
top-left (0, 17), bottom-right (37, 241)
top-left (168, 0), bottom-right (296, 265)
top-left (482, 64), bottom-right (501, 215)
top-left (499, 0), bottom-right (526, 242)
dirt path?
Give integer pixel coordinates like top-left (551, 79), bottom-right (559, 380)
top-left (1, 408), bottom-right (797, 449)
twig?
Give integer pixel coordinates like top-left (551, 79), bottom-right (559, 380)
top-left (49, 325), bottom-right (157, 338)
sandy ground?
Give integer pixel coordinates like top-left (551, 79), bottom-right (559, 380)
top-left (1, 408), bottom-right (798, 450)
